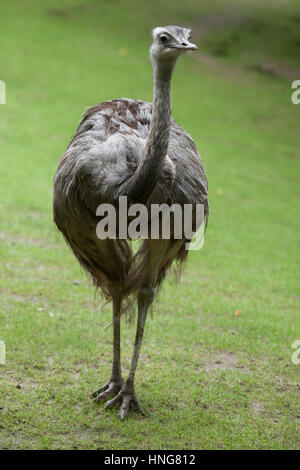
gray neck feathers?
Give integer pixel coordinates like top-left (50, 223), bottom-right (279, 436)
top-left (123, 58), bottom-right (175, 204)
top-left (145, 59), bottom-right (173, 165)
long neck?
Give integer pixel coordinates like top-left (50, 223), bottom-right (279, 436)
top-left (123, 59), bottom-right (174, 204)
top-left (145, 59), bottom-right (173, 165)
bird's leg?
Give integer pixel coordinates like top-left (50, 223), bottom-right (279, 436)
top-left (92, 294), bottom-right (124, 402)
top-left (105, 286), bottom-right (153, 419)
top-left (105, 239), bottom-right (169, 419)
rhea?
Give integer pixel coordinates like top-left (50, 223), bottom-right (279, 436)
top-left (53, 26), bottom-right (209, 420)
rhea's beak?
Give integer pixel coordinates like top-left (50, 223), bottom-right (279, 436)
top-left (181, 41), bottom-right (198, 51)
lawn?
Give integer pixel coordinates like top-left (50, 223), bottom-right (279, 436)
top-left (0, 0), bottom-right (299, 450)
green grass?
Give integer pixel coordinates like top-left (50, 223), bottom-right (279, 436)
top-left (0, 0), bottom-right (299, 450)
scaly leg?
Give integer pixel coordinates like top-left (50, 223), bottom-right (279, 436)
top-left (105, 240), bottom-right (169, 419)
top-left (92, 294), bottom-right (124, 402)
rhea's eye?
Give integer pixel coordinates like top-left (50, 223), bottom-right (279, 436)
top-left (159, 35), bottom-right (168, 43)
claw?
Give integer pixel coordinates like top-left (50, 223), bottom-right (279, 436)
top-left (118, 395), bottom-right (131, 420)
top-left (93, 380), bottom-right (146, 420)
top-left (104, 394), bottom-right (122, 409)
top-left (104, 390), bottom-right (146, 420)
top-left (91, 383), bottom-right (109, 399)
top-left (92, 380), bottom-right (123, 403)
top-left (131, 397), bottom-right (146, 416)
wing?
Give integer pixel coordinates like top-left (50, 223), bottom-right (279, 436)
top-left (168, 119), bottom-right (208, 206)
top-left (54, 99), bottom-right (151, 220)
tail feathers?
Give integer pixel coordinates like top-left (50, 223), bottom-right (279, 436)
top-left (77, 238), bottom-right (150, 321)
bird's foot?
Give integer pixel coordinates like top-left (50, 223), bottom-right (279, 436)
top-left (91, 377), bottom-right (124, 403)
top-left (104, 380), bottom-right (146, 420)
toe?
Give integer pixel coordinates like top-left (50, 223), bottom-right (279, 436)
top-left (102, 384), bottom-right (146, 419)
top-left (104, 393), bottom-right (122, 410)
top-left (93, 387), bottom-right (115, 403)
top-left (118, 395), bottom-right (130, 420)
top-left (93, 381), bottom-right (123, 403)
top-left (132, 397), bottom-right (146, 416)
top-left (91, 383), bottom-right (108, 399)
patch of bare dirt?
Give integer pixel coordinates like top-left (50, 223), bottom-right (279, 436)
top-left (27, 210), bottom-right (42, 219)
top-left (191, 8), bottom-right (247, 41)
top-left (251, 399), bottom-right (266, 414)
top-left (204, 351), bottom-right (246, 372)
top-left (250, 61), bottom-right (300, 80)
top-left (9, 293), bottom-right (26, 303)
top-left (2, 290), bottom-right (50, 310)
top-left (75, 427), bottom-right (92, 442)
top-left (0, 435), bottom-right (30, 449)
top-left (1, 373), bottom-right (41, 392)
top-left (194, 53), bottom-right (257, 87)
top-left (0, 230), bottom-right (57, 249)
top-left (187, 7), bottom-right (300, 82)
top-left (195, 51), bottom-right (300, 85)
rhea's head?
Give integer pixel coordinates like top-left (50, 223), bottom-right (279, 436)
top-left (150, 25), bottom-right (197, 64)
